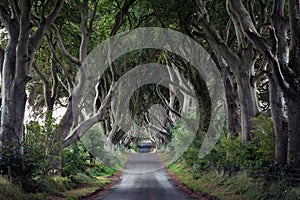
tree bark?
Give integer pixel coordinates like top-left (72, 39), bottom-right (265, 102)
top-left (269, 73), bottom-right (288, 164)
top-left (1, 24), bottom-right (29, 176)
top-left (216, 56), bottom-right (241, 136)
top-left (236, 68), bottom-right (259, 143)
top-left (270, 0), bottom-right (289, 165)
top-left (224, 74), bottom-right (240, 136)
top-left (287, 0), bottom-right (300, 168)
top-left (287, 98), bottom-right (300, 167)
top-left (1, 40), bottom-right (19, 147)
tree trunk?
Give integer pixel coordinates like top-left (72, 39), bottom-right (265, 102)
top-left (236, 70), bottom-right (259, 143)
top-left (269, 0), bottom-right (289, 165)
top-left (1, 40), bottom-right (18, 148)
top-left (0, 38), bottom-right (29, 175)
top-left (216, 54), bottom-right (241, 136)
top-left (223, 72), bottom-right (240, 136)
top-left (287, 98), bottom-right (300, 167)
top-left (269, 73), bottom-right (288, 165)
top-left (286, 0), bottom-right (300, 168)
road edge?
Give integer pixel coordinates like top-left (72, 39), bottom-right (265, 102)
top-left (157, 153), bottom-right (219, 200)
top-left (79, 154), bottom-right (130, 200)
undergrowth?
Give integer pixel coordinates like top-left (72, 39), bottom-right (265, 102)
top-left (169, 162), bottom-right (300, 200)
top-left (168, 115), bottom-right (300, 199)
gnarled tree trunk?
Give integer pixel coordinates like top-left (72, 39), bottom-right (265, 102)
top-left (235, 69), bottom-right (259, 143)
top-left (287, 98), bottom-right (300, 167)
top-left (269, 74), bottom-right (288, 165)
top-left (0, 0), bottom-right (63, 179)
top-left (215, 54), bottom-right (241, 136)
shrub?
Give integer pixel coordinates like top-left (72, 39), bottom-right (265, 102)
top-left (70, 173), bottom-right (94, 184)
top-left (62, 142), bottom-right (90, 176)
top-left (180, 115), bottom-right (277, 179)
top-left (34, 176), bottom-right (71, 193)
top-left (87, 163), bottom-right (116, 177)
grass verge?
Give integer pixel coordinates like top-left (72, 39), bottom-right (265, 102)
top-left (0, 176), bottom-right (47, 200)
top-left (0, 163), bottom-right (119, 200)
top-left (168, 161), bottom-right (300, 200)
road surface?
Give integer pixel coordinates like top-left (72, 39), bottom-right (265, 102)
top-left (97, 153), bottom-right (195, 200)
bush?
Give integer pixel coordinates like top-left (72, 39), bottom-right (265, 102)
top-left (87, 164), bottom-right (116, 177)
top-left (0, 140), bottom-right (47, 191)
top-left (35, 176), bottom-right (71, 193)
top-left (0, 176), bottom-right (46, 200)
top-left (0, 120), bottom-right (61, 191)
top-left (70, 173), bottom-right (94, 184)
top-left (62, 142), bottom-right (90, 176)
top-left (180, 115), bottom-right (277, 179)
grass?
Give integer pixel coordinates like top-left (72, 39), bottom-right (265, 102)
top-left (50, 167), bottom-right (115, 200)
top-left (0, 175), bottom-right (113, 200)
top-left (0, 176), bottom-right (47, 200)
top-left (58, 178), bottom-right (112, 200)
top-left (61, 187), bottom-right (98, 200)
top-left (0, 162), bottom-right (118, 200)
top-left (168, 161), bottom-right (300, 200)
top-left (168, 162), bottom-right (242, 200)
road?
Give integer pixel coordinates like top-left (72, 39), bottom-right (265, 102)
top-left (97, 153), bottom-right (196, 200)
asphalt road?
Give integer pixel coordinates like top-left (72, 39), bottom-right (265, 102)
top-left (97, 153), bottom-right (195, 200)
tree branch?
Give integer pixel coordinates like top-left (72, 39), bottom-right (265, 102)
top-left (79, 0), bottom-right (89, 61)
top-left (46, 32), bottom-right (74, 91)
top-left (227, 0), bottom-right (298, 98)
top-left (257, 0), bottom-right (267, 29)
top-left (156, 83), bottom-right (181, 118)
top-left (0, 3), bottom-right (18, 35)
top-left (193, 19), bottom-right (240, 69)
top-left (30, 0), bottom-right (64, 52)
top-left (41, 0), bottom-right (51, 21)
top-left (8, 0), bottom-right (20, 21)
top-left (288, 0), bottom-right (300, 76)
top-left (223, 19), bottom-right (232, 44)
top-left (16, 0), bottom-right (32, 77)
top-left (110, 0), bottom-right (136, 36)
top-left (51, 24), bottom-right (82, 66)
top-left (0, 45), bottom-right (4, 73)
top-left (50, 55), bottom-right (58, 108)
top-left (64, 82), bottom-right (116, 147)
top-left (88, 0), bottom-right (99, 32)
top-left (32, 62), bottom-right (52, 109)
top-left (195, 0), bottom-right (209, 22)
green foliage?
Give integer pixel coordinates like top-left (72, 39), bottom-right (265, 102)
top-left (251, 114), bottom-right (275, 160)
top-left (70, 173), bottom-right (94, 184)
top-left (165, 119), bottom-right (197, 160)
top-left (61, 141), bottom-right (116, 184)
top-left (62, 142), bottom-right (90, 176)
top-left (0, 121), bottom-right (53, 188)
top-left (35, 176), bottom-right (72, 193)
top-left (170, 115), bottom-right (300, 199)
top-left (169, 162), bottom-right (300, 200)
top-left (87, 163), bottom-right (116, 177)
top-left (0, 176), bottom-right (47, 200)
top-left (182, 115), bottom-right (276, 179)
top-left (0, 127), bottom-right (118, 194)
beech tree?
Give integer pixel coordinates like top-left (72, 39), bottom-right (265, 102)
top-left (0, 0), bottom-right (64, 173)
top-left (226, 0), bottom-right (300, 167)
top-left (188, 0), bottom-right (261, 143)
top-left (188, 0), bottom-right (300, 167)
